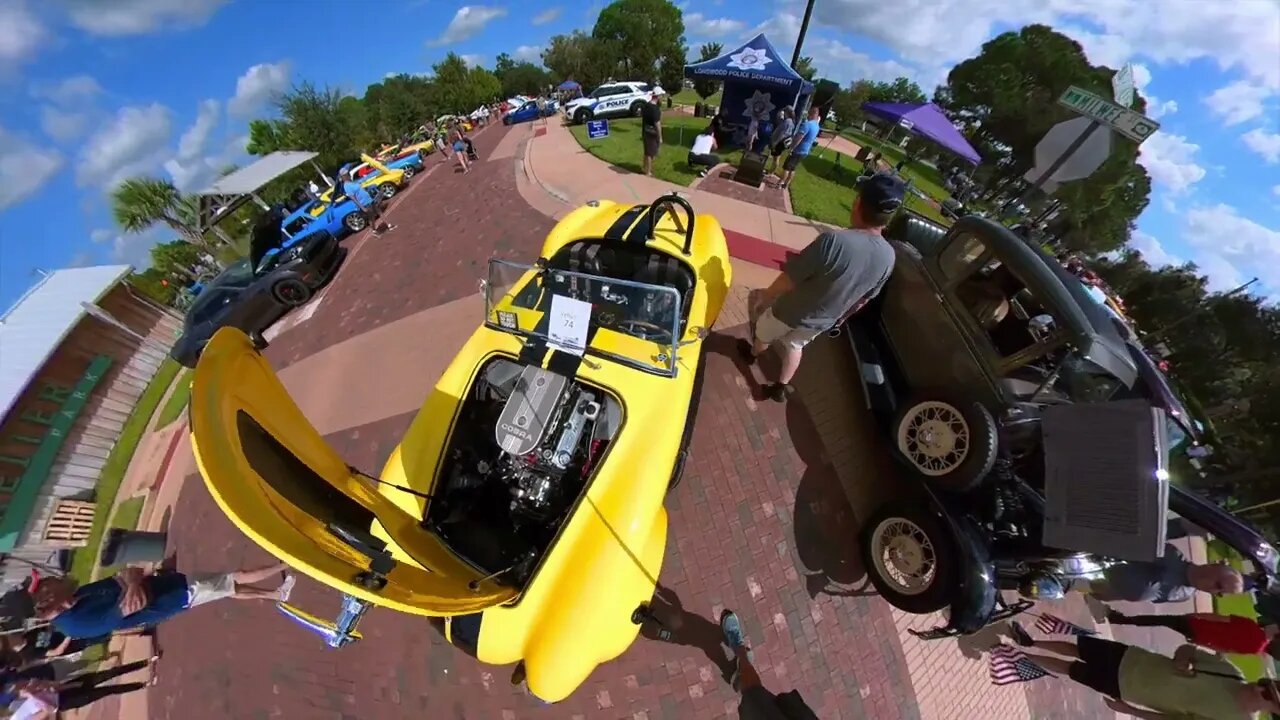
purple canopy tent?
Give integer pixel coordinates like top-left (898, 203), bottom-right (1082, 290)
top-left (860, 102), bottom-right (981, 165)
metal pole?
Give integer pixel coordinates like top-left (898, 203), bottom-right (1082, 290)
top-left (1145, 277), bottom-right (1258, 342)
top-left (791, 0), bottom-right (816, 68)
top-left (1002, 121), bottom-right (1101, 214)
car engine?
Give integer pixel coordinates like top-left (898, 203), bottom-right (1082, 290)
top-left (424, 359), bottom-right (621, 588)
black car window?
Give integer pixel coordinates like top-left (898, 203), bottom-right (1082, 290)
top-left (283, 215), bottom-right (310, 237)
top-left (938, 233), bottom-right (989, 279)
top-left (188, 288), bottom-right (238, 326)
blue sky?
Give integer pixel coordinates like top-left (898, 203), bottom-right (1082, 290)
top-left (1, 0), bottom-right (1277, 311)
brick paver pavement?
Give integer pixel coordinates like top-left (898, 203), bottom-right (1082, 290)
top-left (150, 317), bottom-right (917, 719)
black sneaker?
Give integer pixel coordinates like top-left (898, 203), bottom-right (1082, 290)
top-left (736, 338), bottom-right (757, 365)
top-left (764, 383), bottom-right (793, 402)
top-left (1008, 621), bottom-right (1033, 647)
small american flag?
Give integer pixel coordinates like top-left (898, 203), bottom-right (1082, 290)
top-left (1034, 612), bottom-right (1096, 637)
top-left (989, 643), bottom-right (1049, 686)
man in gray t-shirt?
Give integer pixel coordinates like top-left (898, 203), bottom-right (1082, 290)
top-left (740, 174), bottom-right (904, 401)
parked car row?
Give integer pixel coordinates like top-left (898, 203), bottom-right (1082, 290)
top-left (170, 152), bottom-right (423, 368)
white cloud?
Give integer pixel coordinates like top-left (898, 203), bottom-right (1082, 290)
top-left (1273, 184), bottom-right (1280, 198)
top-left (31, 75), bottom-right (104, 105)
top-left (1182, 204), bottom-right (1280, 293)
top-left (807, 37), bottom-right (919, 86)
top-left (685, 13), bottom-right (747, 39)
top-left (77, 103), bottom-right (173, 188)
top-left (40, 106), bottom-right (90, 142)
top-left (429, 6), bottom-right (507, 47)
top-left (1138, 131), bottom-right (1206, 194)
top-left (1130, 229), bottom-right (1180, 267)
top-left (90, 228), bottom-right (113, 243)
top-left (799, 0), bottom-right (1280, 89)
top-left (228, 61), bottom-right (291, 117)
top-left (513, 45), bottom-right (543, 63)
top-left (107, 225), bottom-right (165, 267)
top-left (68, 251), bottom-right (94, 268)
top-left (460, 54), bottom-right (483, 68)
top-left (1242, 128), bottom-right (1280, 164)
top-left (1147, 99), bottom-right (1178, 119)
top-left (164, 99), bottom-right (221, 191)
top-left (1130, 63), bottom-right (1152, 90)
top-left (1204, 80), bottom-right (1274, 126)
top-left (0, 1), bottom-right (46, 71)
top-left (0, 126), bottom-right (64, 210)
top-left (532, 7), bottom-right (561, 25)
top-left (59, 0), bottom-right (227, 36)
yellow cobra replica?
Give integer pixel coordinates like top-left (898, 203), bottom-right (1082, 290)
top-left (189, 193), bottom-right (731, 703)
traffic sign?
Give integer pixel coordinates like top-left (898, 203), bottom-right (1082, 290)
top-left (586, 119), bottom-right (609, 139)
top-left (1057, 86), bottom-right (1159, 143)
top-left (1112, 63), bottom-right (1135, 108)
top-left (1023, 116), bottom-right (1113, 191)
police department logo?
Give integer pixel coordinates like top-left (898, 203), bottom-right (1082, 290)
top-left (727, 47), bottom-right (771, 71)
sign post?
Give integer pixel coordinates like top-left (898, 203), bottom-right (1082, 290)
top-left (1006, 85), bottom-right (1160, 214)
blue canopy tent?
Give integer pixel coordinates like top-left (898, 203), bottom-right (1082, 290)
top-left (556, 80), bottom-right (581, 92)
top-left (684, 33), bottom-right (814, 148)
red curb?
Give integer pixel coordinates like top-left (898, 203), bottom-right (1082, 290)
top-left (724, 228), bottom-right (797, 269)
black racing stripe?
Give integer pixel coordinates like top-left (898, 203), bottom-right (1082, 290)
top-left (547, 350), bottom-right (582, 377)
top-left (626, 210), bottom-right (653, 246)
top-left (604, 204), bottom-right (646, 241)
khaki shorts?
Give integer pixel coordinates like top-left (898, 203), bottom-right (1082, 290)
top-left (754, 307), bottom-right (821, 350)
top-left (187, 572), bottom-right (236, 607)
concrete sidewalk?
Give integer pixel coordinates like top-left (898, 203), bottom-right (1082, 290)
top-left (516, 117), bottom-right (832, 252)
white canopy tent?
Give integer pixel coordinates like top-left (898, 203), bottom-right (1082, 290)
top-left (194, 151), bottom-right (327, 234)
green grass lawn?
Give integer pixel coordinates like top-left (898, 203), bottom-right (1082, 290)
top-left (836, 128), bottom-right (951, 203)
top-left (569, 114), bottom-right (741, 186)
top-left (671, 87), bottom-right (722, 107)
top-left (789, 150), bottom-right (952, 228)
top-left (68, 358), bottom-right (182, 583)
top-left (1206, 539), bottom-right (1273, 680)
top-left (155, 370), bottom-right (193, 428)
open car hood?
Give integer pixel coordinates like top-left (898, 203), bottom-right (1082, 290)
top-left (1170, 485), bottom-right (1279, 592)
top-left (188, 327), bottom-right (517, 615)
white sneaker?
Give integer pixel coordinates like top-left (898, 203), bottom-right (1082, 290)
top-left (276, 574), bottom-right (296, 602)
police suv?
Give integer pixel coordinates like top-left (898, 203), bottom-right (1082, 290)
top-left (564, 82), bottom-right (664, 124)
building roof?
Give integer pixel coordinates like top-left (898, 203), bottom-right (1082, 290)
top-left (0, 265), bottom-right (132, 418)
top-left (197, 151), bottom-right (318, 196)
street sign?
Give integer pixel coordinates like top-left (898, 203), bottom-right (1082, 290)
top-left (586, 120), bottom-right (609, 139)
top-left (1024, 116), bottom-right (1113, 190)
top-left (1057, 86), bottom-right (1159, 143)
top-left (1112, 63), bottom-right (1135, 108)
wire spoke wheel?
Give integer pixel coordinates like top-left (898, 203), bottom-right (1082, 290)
top-left (896, 401), bottom-right (970, 477)
top-left (870, 517), bottom-right (937, 596)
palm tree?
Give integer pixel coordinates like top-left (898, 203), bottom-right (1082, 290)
top-left (110, 177), bottom-right (210, 249)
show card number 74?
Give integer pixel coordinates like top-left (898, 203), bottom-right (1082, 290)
top-left (548, 294), bottom-right (592, 356)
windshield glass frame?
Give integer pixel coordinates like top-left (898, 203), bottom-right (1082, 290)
top-left (484, 259), bottom-right (683, 377)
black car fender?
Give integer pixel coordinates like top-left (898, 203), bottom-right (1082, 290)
top-left (918, 484), bottom-right (998, 634)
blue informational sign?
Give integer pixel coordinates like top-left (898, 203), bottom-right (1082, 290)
top-left (586, 120), bottom-right (609, 139)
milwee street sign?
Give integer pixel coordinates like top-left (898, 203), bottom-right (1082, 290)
top-left (1057, 86), bottom-right (1160, 143)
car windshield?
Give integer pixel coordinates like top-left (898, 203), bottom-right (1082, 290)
top-left (484, 259), bottom-right (682, 375)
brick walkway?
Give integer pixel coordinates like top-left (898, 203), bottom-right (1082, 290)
top-left (695, 166), bottom-right (789, 213)
top-left (131, 122), bottom-right (1140, 719)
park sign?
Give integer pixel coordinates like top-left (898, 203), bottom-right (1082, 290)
top-left (0, 355), bottom-right (113, 551)
top-left (586, 119), bottom-right (609, 140)
top-left (1057, 86), bottom-right (1159, 143)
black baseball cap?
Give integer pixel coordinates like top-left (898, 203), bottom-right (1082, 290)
top-left (858, 173), bottom-right (906, 214)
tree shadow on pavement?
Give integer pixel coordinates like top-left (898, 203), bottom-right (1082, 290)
top-left (639, 584), bottom-right (736, 683)
top-left (784, 397), bottom-right (874, 599)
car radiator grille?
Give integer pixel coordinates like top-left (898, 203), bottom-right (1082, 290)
top-left (1040, 400), bottom-right (1170, 562)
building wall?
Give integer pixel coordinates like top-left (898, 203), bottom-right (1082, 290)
top-left (0, 282), bottom-right (182, 587)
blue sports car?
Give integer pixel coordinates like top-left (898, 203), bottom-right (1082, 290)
top-left (279, 198), bottom-right (367, 248)
top-left (503, 100), bottom-right (558, 125)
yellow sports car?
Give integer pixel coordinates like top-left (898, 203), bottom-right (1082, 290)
top-left (319, 154), bottom-right (407, 203)
top-left (376, 138), bottom-right (436, 161)
top-left (188, 193), bottom-right (732, 703)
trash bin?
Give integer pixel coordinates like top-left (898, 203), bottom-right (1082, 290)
top-left (100, 529), bottom-right (168, 566)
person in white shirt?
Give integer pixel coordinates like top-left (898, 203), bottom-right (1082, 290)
top-left (688, 127), bottom-right (721, 177)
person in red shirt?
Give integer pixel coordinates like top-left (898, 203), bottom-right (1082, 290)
top-left (1108, 609), bottom-right (1280, 656)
